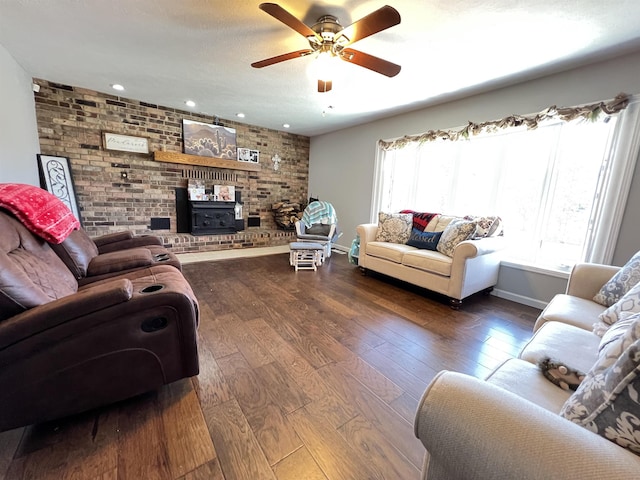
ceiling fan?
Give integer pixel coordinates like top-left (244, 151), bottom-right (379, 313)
top-left (251, 3), bottom-right (401, 93)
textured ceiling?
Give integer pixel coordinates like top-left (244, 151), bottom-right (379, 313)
top-left (2, 0), bottom-right (640, 136)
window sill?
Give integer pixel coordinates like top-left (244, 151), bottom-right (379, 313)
top-left (500, 260), bottom-right (571, 280)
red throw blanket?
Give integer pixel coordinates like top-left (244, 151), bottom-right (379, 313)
top-left (0, 183), bottom-right (80, 244)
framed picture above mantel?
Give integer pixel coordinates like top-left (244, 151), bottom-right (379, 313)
top-left (182, 119), bottom-right (237, 160)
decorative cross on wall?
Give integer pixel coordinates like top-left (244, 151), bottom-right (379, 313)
top-left (272, 154), bottom-right (281, 171)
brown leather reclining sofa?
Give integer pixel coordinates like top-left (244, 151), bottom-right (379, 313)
top-left (0, 210), bottom-right (200, 432)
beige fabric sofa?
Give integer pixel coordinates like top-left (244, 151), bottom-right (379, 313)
top-left (356, 222), bottom-right (505, 307)
top-left (413, 262), bottom-right (640, 479)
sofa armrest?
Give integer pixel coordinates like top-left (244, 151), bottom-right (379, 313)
top-left (94, 231), bottom-right (162, 253)
top-left (0, 279), bottom-right (133, 350)
top-left (356, 223), bottom-right (378, 244)
top-left (415, 371), bottom-right (640, 479)
top-left (453, 236), bottom-right (506, 260)
top-left (87, 248), bottom-right (155, 276)
top-left (566, 262), bottom-right (620, 300)
top-left (356, 224), bottom-right (379, 268)
top-left (92, 231), bottom-right (133, 246)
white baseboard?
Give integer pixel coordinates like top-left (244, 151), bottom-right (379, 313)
top-left (492, 288), bottom-right (548, 310)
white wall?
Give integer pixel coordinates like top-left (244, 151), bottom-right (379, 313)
top-left (309, 50), bottom-right (640, 307)
top-left (0, 44), bottom-right (40, 185)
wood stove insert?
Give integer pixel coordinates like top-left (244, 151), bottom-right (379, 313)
top-left (189, 201), bottom-right (237, 235)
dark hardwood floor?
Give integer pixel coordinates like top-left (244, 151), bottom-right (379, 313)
top-left (0, 252), bottom-right (541, 480)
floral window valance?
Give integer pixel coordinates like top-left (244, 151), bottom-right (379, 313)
top-left (378, 93), bottom-right (630, 150)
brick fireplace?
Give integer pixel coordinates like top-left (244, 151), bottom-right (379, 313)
top-left (33, 80), bottom-right (308, 253)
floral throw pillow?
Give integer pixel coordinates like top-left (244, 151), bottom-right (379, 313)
top-left (560, 316), bottom-right (640, 456)
top-left (464, 215), bottom-right (499, 238)
top-left (599, 281), bottom-right (640, 326)
top-left (436, 219), bottom-right (477, 257)
top-left (375, 212), bottom-right (413, 244)
top-left (594, 251), bottom-right (640, 307)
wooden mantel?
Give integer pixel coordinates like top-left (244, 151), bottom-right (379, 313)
top-left (153, 150), bottom-right (261, 171)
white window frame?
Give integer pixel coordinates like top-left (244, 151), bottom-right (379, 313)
top-left (372, 96), bottom-right (640, 270)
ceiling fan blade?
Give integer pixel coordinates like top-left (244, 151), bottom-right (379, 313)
top-left (318, 80), bottom-right (333, 93)
top-left (339, 48), bottom-right (401, 77)
top-left (251, 49), bottom-right (314, 68)
top-left (335, 5), bottom-right (400, 46)
top-left (259, 3), bottom-right (322, 42)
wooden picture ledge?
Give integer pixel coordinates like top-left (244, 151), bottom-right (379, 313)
top-left (154, 150), bottom-right (261, 171)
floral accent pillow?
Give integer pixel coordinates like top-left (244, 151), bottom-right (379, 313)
top-left (375, 212), bottom-right (413, 244)
top-left (464, 215), bottom-right (502, 238)
top-left (436, 219), bottom-right (477, 257)
top-left (594, 251), bottom-right (640, 307)
top-left (560, 316), bottom-right (640, 456)
top-left (599, 312), bottom-right (640, 353)
top-left (598, 281), bottom-right (640, 326)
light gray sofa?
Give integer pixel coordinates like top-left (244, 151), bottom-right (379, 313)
top-left (413, 262), bottom-right (640, 479)
top-left (356, 222), bottom-right (505, 308)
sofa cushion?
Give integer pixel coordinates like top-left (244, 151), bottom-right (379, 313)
top-left (431, 215), bottom-right (459, 232)
top-left (485, 358), bottom-right (571, 413)
top-left (599, 281), bottom-right (640, 327)
top-left (399, 210), bottom-right (439, 231)
top-left (402, 249), bottom-right (452, 276)
top-left (593, 250), bottom-right (640, 307)
top-left (519, 321), bottom-right (600, 376)
top-left (50, 229), bottom-right (100, 279)
top-left (534, 294), bottom-right (605, 332)
top-left (375, 212), bottom-right (412, 244)
top-left (436, 219), bottom-right (477, 257)
top-left (560, 316), bottom-right (640, 456)
top-left (0, 212), bottom-right (78, 320)
top-left (366, 241), bottom-right (415, 264)
top-left (406, 229), bottom-right (442, 250)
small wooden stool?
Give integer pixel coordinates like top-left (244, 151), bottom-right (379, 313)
top-left (289, 242), bottom-right (324, 271)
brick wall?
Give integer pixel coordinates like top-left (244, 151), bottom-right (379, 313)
top-left (33, 80), bottom-right (309, 252)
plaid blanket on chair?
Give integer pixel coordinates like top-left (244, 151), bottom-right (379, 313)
top-left (302, 201), bottom-right (337, 226)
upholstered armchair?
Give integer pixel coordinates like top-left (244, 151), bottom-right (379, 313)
top-left (50, 228), bottom-right (181, 285)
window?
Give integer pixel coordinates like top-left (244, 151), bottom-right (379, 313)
top-left (374, 97), bottom-right (640, 271)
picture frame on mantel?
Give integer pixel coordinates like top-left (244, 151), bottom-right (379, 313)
top-left (36, 154), bottom-right (83, 225)
top-left (103, 132), bottom-right (150, 154)
top-left (237, 147), bottom-right (259, 164)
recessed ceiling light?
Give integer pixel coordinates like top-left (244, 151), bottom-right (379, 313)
top-left (111, 84), bottom-right (125, 91)
top-left (236, 113), bottom-right (245, 118)
top-left (185, 100), bottom-right (196, 108)
top-left (283, 123), bottom-right (290, 129)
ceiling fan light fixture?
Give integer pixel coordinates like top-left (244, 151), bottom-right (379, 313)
top-left (315, 49), bottom-right (337, 81)
top-left (253, 3), bottom-right (401, 92)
